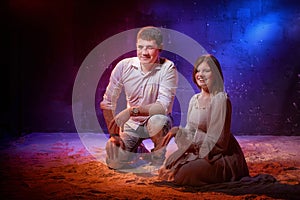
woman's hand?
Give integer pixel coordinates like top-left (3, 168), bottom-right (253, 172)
top-left (161, 127), bottom-right (179, 147)
top-left (186, 142), bottom-right (200, 154)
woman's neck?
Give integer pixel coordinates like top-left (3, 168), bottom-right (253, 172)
top-left (201, 88), bottom-right (210, 97)
top-left (201, 86), bottom-right (222, 97)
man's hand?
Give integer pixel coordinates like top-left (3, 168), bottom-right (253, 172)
top-left (109, 108), bottom-right (131, 132)
top-left (110, 135), bottom-right (125, 150)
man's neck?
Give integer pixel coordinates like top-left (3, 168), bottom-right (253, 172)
top-left (140, 58), bottom-right (160, 73)
top-left (141, 63), bottom-right (155, 73)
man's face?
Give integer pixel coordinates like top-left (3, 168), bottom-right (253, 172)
top-left (136, 39), bottom-right (160, 67)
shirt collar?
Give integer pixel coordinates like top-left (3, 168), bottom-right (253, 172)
top-left (132, 57), bottom-right (140, 69)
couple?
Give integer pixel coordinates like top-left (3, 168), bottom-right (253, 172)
top-left (100, 26), bottom-right (249, 186)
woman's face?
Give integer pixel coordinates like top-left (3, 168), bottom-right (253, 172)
top-left (195, 61), bottom-right (214, 91)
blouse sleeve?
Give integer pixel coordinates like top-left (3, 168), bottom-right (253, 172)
top-left (185, 94), bottom-right (197, 130)
top-left (199, 92), bottom-right (231, 160)
top-left (174, 94), bottom-right (198, 149)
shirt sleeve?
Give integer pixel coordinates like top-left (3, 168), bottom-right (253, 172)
top-left (199, 92), bottom-right (231, 160)
top-left (156, 61), bottom-right (178, 114)
top-left (100, 61), bottom-right (124, 111)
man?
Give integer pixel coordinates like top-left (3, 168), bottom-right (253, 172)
top-left (100, 26), bottom-right (178, 170)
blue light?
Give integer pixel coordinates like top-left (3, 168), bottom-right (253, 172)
top-left (245, 12), bottom-right (283, 44)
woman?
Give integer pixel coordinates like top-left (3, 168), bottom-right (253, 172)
top-left (158, 54), bottom-right (249, 186)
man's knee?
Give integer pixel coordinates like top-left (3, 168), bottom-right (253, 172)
top-left (147, 114), bottom-right (172, 138)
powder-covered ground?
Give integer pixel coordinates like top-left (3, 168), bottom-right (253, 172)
top-left (0, 133), bottom-right (299, 200)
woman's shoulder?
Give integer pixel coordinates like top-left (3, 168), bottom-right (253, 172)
top-left (191, 93), bottom-right (201, 100)
top-left (187, 93), bottom-right (201, 106)
top-left (214, 91), bottom-right (229, 98)
top-left (212, 92), bottom-right (230, 103)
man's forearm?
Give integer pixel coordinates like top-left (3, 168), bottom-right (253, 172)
top-left (130, 102), bottom-right (166, 117)
top-left (102, 102), bottom-right (166, 135)
top-left (147, 102), bottom-right (166, 116)
top-left (102, 109), bottom-right (115, 134)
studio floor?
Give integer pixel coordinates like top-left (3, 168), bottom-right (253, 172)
top-left (0, 133), bottom-right (299, 200)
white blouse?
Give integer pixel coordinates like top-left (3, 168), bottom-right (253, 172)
top-left (174, 92), bottom-right (229, 159)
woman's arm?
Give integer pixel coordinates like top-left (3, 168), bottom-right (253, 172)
top-left (161, 126), bottom-right (179, 147)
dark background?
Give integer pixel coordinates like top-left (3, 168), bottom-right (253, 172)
top-left (2, 0), bottom-right (300, 138)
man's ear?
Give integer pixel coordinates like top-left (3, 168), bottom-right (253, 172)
top-left (159, 44), bottom-right (163, 52)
